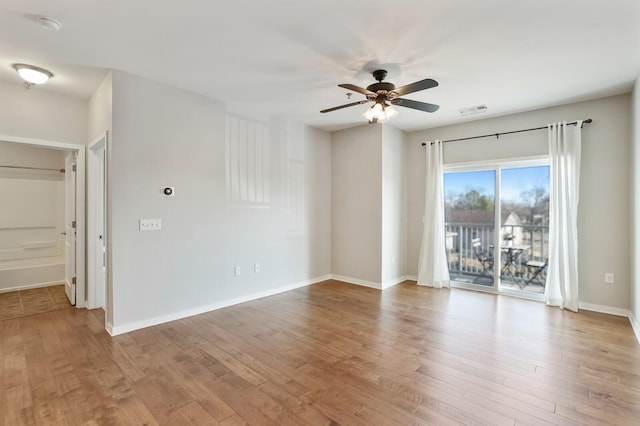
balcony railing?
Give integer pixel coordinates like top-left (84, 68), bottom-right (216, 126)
top-left (445, 223), bottom-right (548, 282)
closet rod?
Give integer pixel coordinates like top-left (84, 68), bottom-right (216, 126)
top-left (421, 118), bottom-right (592, 146)
top-left (0, 165), bottom-right (65, 173)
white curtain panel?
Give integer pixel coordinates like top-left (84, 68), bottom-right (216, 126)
top-left (417, 140), bottom-right (450, 288)
top-left (545, 121), bottom-right (582, 311)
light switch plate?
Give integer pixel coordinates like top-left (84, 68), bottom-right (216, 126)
top-left (139, 219), bottom-right (161, 231)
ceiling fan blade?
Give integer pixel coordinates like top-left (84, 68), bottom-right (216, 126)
top-left (392, 98), bottom-right (440, 113)
top-left (393, 78), bottom-right (438, 96)
top-left (320, 100), bottom-right (369, 113)
top-left (338, 84), bottom-right (375, 96)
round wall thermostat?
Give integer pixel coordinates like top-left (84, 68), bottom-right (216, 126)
top-left (162, 186), bottom-right (175, 196)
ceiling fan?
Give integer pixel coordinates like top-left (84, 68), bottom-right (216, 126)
top-left (321, 69), bottom-right (439, 123)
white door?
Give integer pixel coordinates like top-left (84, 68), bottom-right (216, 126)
top-left (64, 152), bottom-right (77, 305)
top-left (96, 146), bottom-right (107, 308)
top-left (88, 134), bottom-right (107, 310)
top-left (96, 144), bottom-right (106, 308)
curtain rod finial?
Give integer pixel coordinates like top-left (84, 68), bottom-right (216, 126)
top-left (581, 118), bottom-right (593, 128)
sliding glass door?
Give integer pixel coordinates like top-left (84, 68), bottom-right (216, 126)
top-left (443, 161), bottom-right (549, 296)
top-left (443, 170), bottom-right (496, 286)
top-left (499, 166), bottom-right (549, 294)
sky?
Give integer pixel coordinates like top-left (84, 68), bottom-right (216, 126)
top-left (444, 166), bottom-right (549, 203)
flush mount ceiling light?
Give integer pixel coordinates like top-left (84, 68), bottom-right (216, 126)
top-left (12, 63), bottom-right (54, 88)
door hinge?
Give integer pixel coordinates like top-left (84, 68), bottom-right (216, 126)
top-left (72, 277), bottom-right (76, 285)
top-left (72, 164), bottom-right (77, 172)
top-left (72, 220), bottom-right (77, 228)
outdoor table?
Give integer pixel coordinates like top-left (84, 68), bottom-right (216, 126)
top-left (500, 244), bottom-right (529, 287)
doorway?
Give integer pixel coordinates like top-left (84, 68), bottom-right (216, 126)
top-left (0, 134), bottom-right (86, 307)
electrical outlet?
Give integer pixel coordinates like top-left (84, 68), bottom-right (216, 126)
top-left (234, 266), bottom-right (241, 276)
top-left (254, 263), bottom-right (260, 273)
top-left (139, 219), bottom-right (161, 231)
top-left (604, 272), bottom-right (614, 284)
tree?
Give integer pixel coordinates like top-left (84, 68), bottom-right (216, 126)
top-left (520, 187), bottom-right (549, 225)
top-left (446, 189), bottom-right (494, 211)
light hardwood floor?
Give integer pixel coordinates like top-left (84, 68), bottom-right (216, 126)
top-left (0, 285), bottom-right (70, 321)
top-left (1, 280), bottom-right (639, 425)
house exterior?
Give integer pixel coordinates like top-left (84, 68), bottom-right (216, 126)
top-left (445, 209), bottom-right (523, 248)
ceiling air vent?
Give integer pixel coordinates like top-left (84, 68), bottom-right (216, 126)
top-left (459, 104), bottom-right (488, 117)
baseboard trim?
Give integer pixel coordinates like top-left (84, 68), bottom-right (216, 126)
top-left (109, 275), bottom-right (331, 336)
top-left (629, 312), bottom-right (640, 345)
top-left (0, 280), bottom-right (65, 293)
top-left (330, 275), bottom-right (381, 290)
top-left (330, 275), bottom-right (411, 290)
top-left (382, 276), bottom-right (410, 290)
top-left (405, 275), bottom-right (418, 282)
top-left (578, 302), bottom-right (631, 318)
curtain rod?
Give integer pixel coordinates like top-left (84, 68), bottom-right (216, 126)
top-left (421, 118), bottom-right (592, 146)
top-left (0, 165), bottom-right (65, 173)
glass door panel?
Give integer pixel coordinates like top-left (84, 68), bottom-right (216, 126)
top-left (499, 166), bottom-right (549, 294)
top-left (443, 170), bottom-right (496, 287)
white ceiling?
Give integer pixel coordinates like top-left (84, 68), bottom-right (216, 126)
top-left (1, 0), bottom-right (639, 132)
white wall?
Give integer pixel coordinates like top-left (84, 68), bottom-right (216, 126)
top-left (0, 80), bottom-right (87, 145)
top-left (407, 94), bottom-right (631, 311)
top-left (88, 72), bottom-right (113, 143)
top-left (330, 124), bottom-right (408, 288)
top-left (331, 125), bottom-right (383, 286)
top-left (87, 72), bottom-right (113, 319)
top-left (381, 125), bottom-right (408, 287)
top-left (109, 71), bottom-right (331, 334)
top-left (631, 77), bottom-right (640, 335)
top-left (0, 142), bottom-right (66, 168)
top-left (305, 126), bottom-right (333, 277)
top-left (0, 174), bottom-right (64, 272)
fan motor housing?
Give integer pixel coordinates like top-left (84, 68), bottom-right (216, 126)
top-left (367, 82), bottom-right (396, 93)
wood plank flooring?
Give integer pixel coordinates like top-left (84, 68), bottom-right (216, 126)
top-left (0, 285), bottom-right (70, 321)
top-left (1, 279), bottom-right (639, 425)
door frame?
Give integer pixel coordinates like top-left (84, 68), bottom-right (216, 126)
top-left (0, 134), bottom-right (86, 307)
top-left (64, 151), bottom-right (78, 305)
top-left (87, 132), bottom-right (107, 310)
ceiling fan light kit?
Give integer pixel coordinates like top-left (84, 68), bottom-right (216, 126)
top-left (363, 102), bottom-right (398, 123)
top-left (321, 69), bottom-right (439, 123)
top-left (12, 63), bottom-right (54, 87)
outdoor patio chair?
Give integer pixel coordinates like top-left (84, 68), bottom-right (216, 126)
top-left (472, 238), bottom-right (494, 279)
top-left (526, 258), bottom-right (547, 285)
